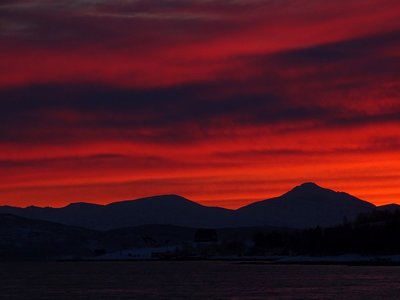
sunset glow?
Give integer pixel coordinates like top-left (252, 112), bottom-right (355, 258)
top-left (1, 0), bottom-right (400, 208)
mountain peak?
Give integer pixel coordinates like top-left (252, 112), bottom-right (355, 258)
top-left (107, 194), bottom-right (198, 207)
top-left (289, 182), bottom-right (325, 193)
top-left (64, 202), bottom-right (102, 209)
top-left (133, 194), bottom-right (190, 203)
top-left (280, 182), bottom-right (343, 201)
top-left (299, 182), bottom-right (321, 189)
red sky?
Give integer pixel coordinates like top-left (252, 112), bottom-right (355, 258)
top-left (1, 0), bottom-right (400, 208)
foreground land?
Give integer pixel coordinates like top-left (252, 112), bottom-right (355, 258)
top-left (2, 209), bottom-right (400, 261)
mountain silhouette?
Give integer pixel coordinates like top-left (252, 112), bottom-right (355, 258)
top-left (236, 182), bottom-right (375, 228)
top-left (0, 183), bottom-right (377, 229)
top-left (0, 195), bottom-right (233, 230)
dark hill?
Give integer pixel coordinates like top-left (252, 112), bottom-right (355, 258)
top-left (0, 214), bottom-right (96, 260)
top-left (377, 204), bottom-right (400, 212)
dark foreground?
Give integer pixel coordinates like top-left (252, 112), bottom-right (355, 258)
top-left (1, 262), bottom-right (400, 299)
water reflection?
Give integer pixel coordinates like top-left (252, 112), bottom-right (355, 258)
top-left (1, 262), bottom-right (400, 299)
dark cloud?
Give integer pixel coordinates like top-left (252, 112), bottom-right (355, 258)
top-left (1, 30), bottom-right (399, 145)
top-left (247, 30), bottom-right (400, 93)
top-left (271, 31), bottom-right (400, 64)
top-left (0, 0), bottom-right (241, 49)
top-left (0, 154), bottom-right (127, 169)
top-left (0, 81), bottom-right (333, 145)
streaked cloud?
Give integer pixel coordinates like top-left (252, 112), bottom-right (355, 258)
top-left (0, 0), bottom-right (399, 207)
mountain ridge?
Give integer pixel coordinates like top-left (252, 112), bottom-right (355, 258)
top-left (0, 182), bottom-right (379, 230)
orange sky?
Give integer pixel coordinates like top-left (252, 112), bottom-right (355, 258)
top-left (0, 0), bottom-right (399, 209)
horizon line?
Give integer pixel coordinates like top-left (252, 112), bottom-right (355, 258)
top-left (1, 182), bottom-right (397, 210)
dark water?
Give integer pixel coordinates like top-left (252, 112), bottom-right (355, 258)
top-left (1, 261), bottom-right (400, 299)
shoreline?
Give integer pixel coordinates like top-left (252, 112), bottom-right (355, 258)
top-left (3, 255), bottom-right (400, 266)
